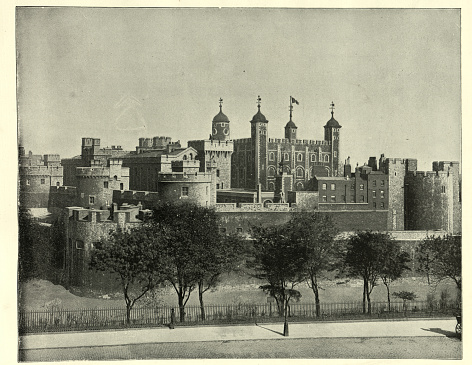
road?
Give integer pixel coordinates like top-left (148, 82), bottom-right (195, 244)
top-left (19, 319), bottom-right (462, 361)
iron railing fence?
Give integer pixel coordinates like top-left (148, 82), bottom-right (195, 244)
top-left (19, 300), bottom-right (458, 334)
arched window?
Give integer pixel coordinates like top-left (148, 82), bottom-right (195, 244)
top-left (268, 182), bottom-right (275, 191)
top-left (296, 182), bottom-right (304, 190)
top-left (268, 166), bottom-right (276, 176)
top-left (324, 155), bottom-right (329, 162)
top-left (183, 155), bottom-right (187, 160)
top-left (297, 153), bottom-right (303, 162)
top-left (284, 153), bottom-right (290, 161)
top-left (311, 154), bottom-right (316, 162)
top-left (296, 167), bottom-right (304, 178)
top-left (269, 152), bottom-right (275, 161)
top-left (189, 153), bottom-right (193, 160)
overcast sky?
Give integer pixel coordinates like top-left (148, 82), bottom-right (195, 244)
top-left (16, 7), bottom-right (461, 171)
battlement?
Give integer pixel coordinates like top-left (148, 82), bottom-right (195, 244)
top-left (406, 170), bottom-right (449, 179)
top-left (233, 138), bottom-right (252, 144)
top-left (268, 138), bottom-right (330, 146)
top-left (215, 202), bottom-right (292, 212)
top-left (66, 206), bottom-right (143, 224)
top-left (113, 189), bottom-right (160, 202)
top-left (157, 171), bottom-right (212, 182)
top-left (188, 139), bottom-right (234, 152)
top-left (20, 165), bottom-right (63, 175)
top-left (76, 166), bottom-right (129, 178)
top-left (432, 161), bottom-right (460, 172)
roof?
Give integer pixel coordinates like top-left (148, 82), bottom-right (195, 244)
top-left (285, 120), bottom-right (297, 128)
top-left (324, 116), bottom-right (341, 128)
top-left (250, 109), bottom-right (268, 123)
top-left (314, 176), bottom-right (350, 181)
top-left (213, 110), bottom-right (230, 123)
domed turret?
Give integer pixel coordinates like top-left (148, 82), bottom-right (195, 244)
top-left (212, 98), bottom-right (230, 141)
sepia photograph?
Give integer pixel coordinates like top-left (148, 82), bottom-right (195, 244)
top-left (7, 1), bottom-right (466, 362)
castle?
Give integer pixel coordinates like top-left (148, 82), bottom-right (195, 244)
top-left (18, 97), bottom-right (461, 286)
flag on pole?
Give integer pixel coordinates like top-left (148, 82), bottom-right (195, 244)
top-left (291, 97), bottom-right (299, 105)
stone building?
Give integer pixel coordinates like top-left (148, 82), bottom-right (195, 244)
top-left (18, 147), bottom-right (63, 208)
top-left (231, 98), bottom-right (341, 192)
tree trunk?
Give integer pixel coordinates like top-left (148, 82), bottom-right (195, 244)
top-left (283, 297), bottom-right (289, 337)
top-left (126, 303), bottom-right (132, 325)
top-left (311, 274), bottom-right (321, 317)
top-left (178, 290), bottom-right (186, 322)
top-left (198, 280), bottom-right (206, 321)
top-left (366, 287), bottom-right (371, 315)
top-left (386, 284), bottom-right (391, 311)
top-left (362, 280), bottom-right (367, 314)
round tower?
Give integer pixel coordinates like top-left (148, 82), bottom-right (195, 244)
top-left (285, 97), bottom-right (298, 141)
top-left (324, 101), bottom-right (342, 176)
top-left (212, 98), bottom-right (230, 141)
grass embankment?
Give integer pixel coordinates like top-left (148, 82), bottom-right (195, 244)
top-left (18, 272), bottom-right (458, 311)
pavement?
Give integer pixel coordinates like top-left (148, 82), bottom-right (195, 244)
top-left (19, 318), bottom-right (458, 350)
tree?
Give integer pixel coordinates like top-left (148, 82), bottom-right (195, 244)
top-left (343, 231), bottom-right (395, 314)
top-left (90, 224), bottom-right (165, 324)
top-left (195, 232), bottom-right (247, 320)
top-left (18, 205), bottom-right (53, 282)
top-left (417, 235), bottom-right (461, 298)
top-left (151, 202), bottom-right (231, 322)
top-left (286, 212), bottom-right (341, 317)
top-left (378, 241), bottom-right (410, 310)
top-left (251, 225), bottom-right (307, 336)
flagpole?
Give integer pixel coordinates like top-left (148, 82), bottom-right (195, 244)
top-left (289, 96), bottom-right (293, 122)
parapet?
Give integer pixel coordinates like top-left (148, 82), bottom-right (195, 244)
top-left (157, 171), bottom-right (212, 183)
top-left (66, 206), bottom-right (144, 224)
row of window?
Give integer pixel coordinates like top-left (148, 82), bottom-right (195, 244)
top-left (269, 152), bottom-right (332, 162)
top-left (321, 182), bottom-right (386, 192)
top-left (25, 178), bottom-right (61, 186)
top-left (103, 182), bottom-right (124, 190)
top-left (320, 195), bottom-right (385, 207)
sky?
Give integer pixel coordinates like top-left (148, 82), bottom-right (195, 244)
top-left (16, 7), bottom-right (461, 171)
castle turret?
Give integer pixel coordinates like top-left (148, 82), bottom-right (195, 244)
top-left (212, 98), bottom-right (230, 141)
top-left (250, 96), bottom-right (269, 190)
top-left (324, 102), bottom-right (342, 176)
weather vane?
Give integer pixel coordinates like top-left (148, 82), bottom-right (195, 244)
top-left (330, 101), bottom-right (335, 116)
top-left (219, 98), bottom-right (223, 111)
top-left (257, 95), bottom-right (261, 109)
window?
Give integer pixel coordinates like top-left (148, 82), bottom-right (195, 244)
top-left (237, 227), bottom-right (243, 233)
top-left (373, 202), bottom-right (377, 209)
top-left (120, 183), bottom-right (124, 190)
top-left (76, 240), bottom-right (84, 250)
top-left (56, 181), bottom-right (60, 186)
top-left (380, 180), bottom-right (385, 187)
top-left (183, 155), bottom-right (187, 160)
top-left (334, 151), bottom-right (337, 158)
top-left (269, 152), bottom-right (275, 161)
top-left (89, 196), bottom-right (95, 204)
top-left (268, 166), bottom-right (276, 177)
top-left (311, 154), bottom-right (316, 162)
top-left (296, 168), bottom-right (304, 178)
top-left (216, 169), bottom-right (220, 177)
top-left (104, 181), bottom-right (109, 189)
top-left (40, 178), bottom-right (45, 185)
top-left (373, 180), bottom-right (377, 187)
top-left (351, 183), bottom-right (355, 190)
top-left (297, 153), bottom-right (303, 161)
top-left (380, 190), bottom-right (385, 199)
top-left (325, 155), bottom-right (329, 162)
top-left (330, 195), bottom-right (336, 202)
top-left (182, 186), bottom-right (189, 196)
top-left (359, 184), bottom-right (364, 190)
top-left (322, 196), bottom-right (327, 202)
top-left (284, 153), bottom-right (290, 161)
top-left (216, 183), bottom-right (220, 189)
top-left (380, 202), bottom-right (385, 208)
top-left (221, 182), bottom-right (224, 189)
top-left (331, 183), bottom-right (336, 191)
top-left (26, 179), bottom-right (30, 185)
top-left (360, 195), bottom-right (365, 203)
top-left (441, 186), bottom-right (446, 193)
top-left (322, 183), bottom-right (327, 190)
top-left (91, 242), bottom-right (102, 250)
top-left (372, 190), bottom-right (376, 198)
